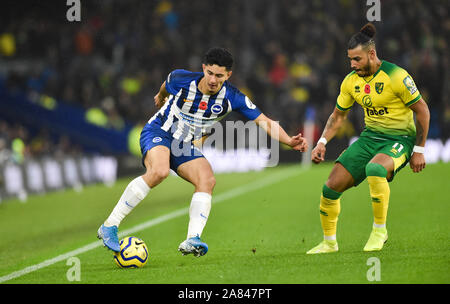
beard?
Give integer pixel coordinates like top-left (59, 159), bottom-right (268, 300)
top-left (354, 60), bottom-right (372, 77)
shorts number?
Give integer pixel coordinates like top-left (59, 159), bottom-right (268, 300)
top-left (392, 143), bottom-right (404, 152)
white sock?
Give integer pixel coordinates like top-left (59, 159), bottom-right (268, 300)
top-left (105, 176), bottom-right (150, 227)
top-left (373, 223), bottom-right (386, 229)
top-left (324, 235), bottom-right (336, 241)
top-left (187, 192), bottom-right (212, 239)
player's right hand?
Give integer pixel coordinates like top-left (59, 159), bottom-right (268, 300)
top-left (311, 143), bottom-right (326, 164)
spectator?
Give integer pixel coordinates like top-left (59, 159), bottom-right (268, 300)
top-left (0, 0), bottom-right (447, 156)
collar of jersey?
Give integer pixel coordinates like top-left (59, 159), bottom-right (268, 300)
top-left (362, 60), bottom-right (385, 83)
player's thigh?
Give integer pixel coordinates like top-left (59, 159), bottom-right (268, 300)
top-left (176, 157), bottom-right (216, 193)
top-left (140, 123), bottom-right (173, 184)
top-left (325, 162), bottom-right (355, 193)
top-left (333, 138), bottom-right (373, 189)
top-left (372, 140), bottom-right (412, 181)
top-left (142, 145), bottom-right (171, 185)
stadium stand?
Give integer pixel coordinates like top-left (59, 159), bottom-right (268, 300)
top-left (0, 0), bottom-right (448, 200)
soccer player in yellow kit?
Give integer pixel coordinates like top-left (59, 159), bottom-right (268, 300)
top-left (307, 23), bottom-right (430, 254)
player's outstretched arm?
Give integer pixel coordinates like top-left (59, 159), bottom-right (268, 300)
top-left (312, 107), bottom-right (348, 164)
top-left (409, 98), bottom-right (430, 173)
top-left (154, 81), bottom-right (169, 108)
top-left (254, 114), bottom-right (308, 152)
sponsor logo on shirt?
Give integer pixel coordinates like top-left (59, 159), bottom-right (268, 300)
top-left (362, 95), bottom-right (373, 107)
top-left (365, 107), bottom-right (390, 117)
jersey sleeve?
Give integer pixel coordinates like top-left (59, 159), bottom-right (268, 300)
top-left (391, 69), bottom-right (422, 107)
top-left (230, 90), bottom-right (262, 120)
top-left (165, 69), bottom-right (191, 95)
top-left (336, 75), bottom-right (355, 111)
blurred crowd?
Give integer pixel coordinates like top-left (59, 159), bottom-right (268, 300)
top-left (0, 120), bottom-right (81, 164)
top-left (0, 0), bottom-right (448, 161)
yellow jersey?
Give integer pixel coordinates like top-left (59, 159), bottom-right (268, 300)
top-left (336, 60), bottom-right (422, 137)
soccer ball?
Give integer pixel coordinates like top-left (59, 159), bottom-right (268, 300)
top-left (114, 236), bottom-right (149, 268)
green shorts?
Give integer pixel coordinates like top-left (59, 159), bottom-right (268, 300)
top-left (336, 129), bottom-right (415, 186)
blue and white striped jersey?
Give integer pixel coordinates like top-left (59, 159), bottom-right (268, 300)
top-left (148, 69), bottom-right (262, 142)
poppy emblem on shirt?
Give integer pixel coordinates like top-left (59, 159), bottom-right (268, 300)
top-left (199, 101), bottom-right (208, 110)
top-left (211, 104), bottom-right (223, 114)
top-left (364, 84), bottom-right (371, 94)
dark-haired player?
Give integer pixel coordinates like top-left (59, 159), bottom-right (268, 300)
top-left (307, 23), bottom-right (430, 254)
top-left (98, 47), bottom-right (308, 257)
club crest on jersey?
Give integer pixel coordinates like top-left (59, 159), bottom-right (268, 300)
top-left (375, 82), bottom-right (384, 94)
top-left (362, 95), bottom-right (372, 107)
top-left (211, 104), bottom-right (223, 114)
top-left (364, 84), bottom-right (371, 94)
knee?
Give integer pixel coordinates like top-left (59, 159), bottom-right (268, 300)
top-left (199, 175), bottom-right (216, 192)
top-left (322, 184), bottom-right (342, 200)
top-left (365, 163), bottom-right (387, 178)
top-left (325, 179), bottom-right (348, 195)
top-left (148, 166), bottom-right (170, 183)
top-left (206, 175), bottom-right (216, 191)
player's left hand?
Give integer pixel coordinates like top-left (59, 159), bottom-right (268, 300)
top-left (289, 133), bottom-right (308, 152)
top-left (410, 152), bottom-right (426, 173)
top-left (154, 94), bottom-right (168, 108)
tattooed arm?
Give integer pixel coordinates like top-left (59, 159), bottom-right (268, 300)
top-left (408, 98), bottom-right (430, 173)
top-left (311, 107), bottom-right (349, 164)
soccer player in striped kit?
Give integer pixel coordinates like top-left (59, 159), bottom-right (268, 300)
top-left (98, 47), bottom-right (308, 257)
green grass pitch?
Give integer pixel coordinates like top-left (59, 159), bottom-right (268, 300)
top-left (0, 162), bottom-right (449, 284)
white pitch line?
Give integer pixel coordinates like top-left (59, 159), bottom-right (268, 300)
top-left (0, 165), bottom-right (307, 283)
